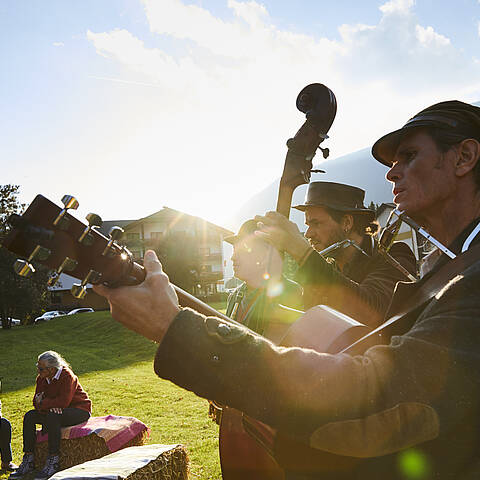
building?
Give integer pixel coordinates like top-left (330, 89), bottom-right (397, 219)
top-left (48, 207), bottom-right (232, 310)
top-left (104, 207), bottom-right (233, 298)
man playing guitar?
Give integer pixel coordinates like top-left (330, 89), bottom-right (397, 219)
top-left (95, 100), bottom-right (480, 479)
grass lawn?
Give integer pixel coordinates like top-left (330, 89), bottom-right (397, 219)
top-left (0, 309), bottom-right (225, 479)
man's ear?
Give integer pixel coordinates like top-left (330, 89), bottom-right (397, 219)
top-left (455, 139), bottom-right (480, 178)
top-left (341, 214), bottom-right (354, 234)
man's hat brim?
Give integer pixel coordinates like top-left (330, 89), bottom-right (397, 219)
top-left (372, 101), bottom-right (480, 167)
top-left (224, 219), bottom-right (260, 245)
top-left (293, 202), bottom-right (374, 214)
top-left (372, 119), bottom-right (447, 167)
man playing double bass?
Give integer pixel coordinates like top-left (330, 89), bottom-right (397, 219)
top-left (255, 181), bottom-right (416, 327)
top-left (95, 100), bottom-right (480, 479)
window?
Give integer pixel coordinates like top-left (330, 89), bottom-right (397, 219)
top-left (151, 232), bottom-right (163, 239)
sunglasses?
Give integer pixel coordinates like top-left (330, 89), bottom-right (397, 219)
top-left (36, 363), bottom-right (48, 372)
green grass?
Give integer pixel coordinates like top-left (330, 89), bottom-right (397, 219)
top-left (0, 311), bottom-right (223, 479)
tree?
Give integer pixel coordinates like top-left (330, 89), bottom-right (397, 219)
top-left (153, 232), bottom-right (201, 293)
top-left (0, 185), bottom-right (50, 328)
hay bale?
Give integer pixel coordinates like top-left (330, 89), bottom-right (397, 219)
top-left (49, 444), bottom-right (189, 480)
top-left (35, 429), bottom-right (147, 470)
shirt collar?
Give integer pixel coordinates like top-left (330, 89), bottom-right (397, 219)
top-left (46, 365), bottom-right (63, 384)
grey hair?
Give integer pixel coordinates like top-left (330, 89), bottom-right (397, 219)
top-left (38, 351), bottom-right (70, 370)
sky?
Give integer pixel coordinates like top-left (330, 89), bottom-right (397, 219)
top-left (2, 0), bottom-right (480, 230)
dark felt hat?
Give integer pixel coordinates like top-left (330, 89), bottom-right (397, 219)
top-left (224, 219), bottom-right (259, 245)
top-left (293, 182), bottom-right (374, 215)
top-left (372, 100), bottom-right (480, 167)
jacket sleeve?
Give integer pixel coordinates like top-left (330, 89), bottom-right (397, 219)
top-left (296, 242), bottom-right (417, 327)
top-left (154, 265), bottom-right (479, 457)
top-left (33, 376), bottom-right (42, 408)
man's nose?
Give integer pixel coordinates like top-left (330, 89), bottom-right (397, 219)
top-left (386, 162), bottom-right (402, 182)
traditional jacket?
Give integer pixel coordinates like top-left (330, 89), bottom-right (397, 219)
top-left (34, 367), bottom-right (91, 414)
top-left (154, 220), bottom-right (480, 479)
top-left (296, 237), bottom-right (417, 327)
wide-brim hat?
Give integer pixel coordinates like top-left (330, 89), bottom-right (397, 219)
top-left (293, 182), bottom-right (374, 215)
top-left (224, 219), bottom-right (259, 245)
top-left (372, 100), bottom-right (480, 167)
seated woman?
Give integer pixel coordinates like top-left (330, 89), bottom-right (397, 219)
top-left (0, 399), bottom-right (17, 472)
top-left (12, 351), bottom-right (91, 480)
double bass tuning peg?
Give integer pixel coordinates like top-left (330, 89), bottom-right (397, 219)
top-left (319, 146), bottom-right (330, 159)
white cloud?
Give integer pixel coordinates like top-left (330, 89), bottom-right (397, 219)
top-left (52, 42), bottom-right (64, 47)
top-left (85, 0), bottom-right (480, 224)
top-left (379, 0), bottom-right (414, 15)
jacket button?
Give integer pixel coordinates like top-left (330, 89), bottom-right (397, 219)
top-left (217, 324), bottom-right (231, 336)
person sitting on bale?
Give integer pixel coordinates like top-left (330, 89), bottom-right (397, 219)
top-left (11, 351), bottom-right (91, 480)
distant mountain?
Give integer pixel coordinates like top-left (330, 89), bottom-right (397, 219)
top-left (232, 147), bottom-right (393, 229)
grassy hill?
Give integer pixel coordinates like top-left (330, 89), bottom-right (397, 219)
top-left (0, 312), bottom-right (222, 479)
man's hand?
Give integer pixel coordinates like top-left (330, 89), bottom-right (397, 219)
top-left (34, 392), bottom-right (44, 405)
top-left (254, 211), bottom-right (311, 263)
top-left (93, 250), bottom-right (181, 343)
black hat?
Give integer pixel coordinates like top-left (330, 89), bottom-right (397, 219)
top-left (372, 100), bottom-right (480, 167)
top-left (224, 219), bottom-right (259, 245)
top-left (293, 182), bottom-right (374, 215)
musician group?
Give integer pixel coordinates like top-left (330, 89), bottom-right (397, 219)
top-left (7, 98), bottom-right (473, 480)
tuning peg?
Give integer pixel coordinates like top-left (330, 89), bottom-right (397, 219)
top-left (78, 213), bottom-right (103, 246)
top-left (53, 195), bottom-right (79, 230)
top-left (71, 269), bottom-right (102, 299)
top-left (13, 245), bottom-right (52, 278)
top-left (102, 226), bottom-right (124, 257)
top-left (47, 257), bottom-right (78, 286)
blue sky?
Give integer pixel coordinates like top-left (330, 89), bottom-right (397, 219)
top-left (1, 0), bottom-right (480, 228)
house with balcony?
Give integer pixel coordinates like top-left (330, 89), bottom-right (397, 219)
top-left (48, 208), bottom-right (232, 311)
top-left (115, 207), bottom-right (233, 298)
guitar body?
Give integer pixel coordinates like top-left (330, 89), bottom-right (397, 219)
top-left (219, 408), bottom-right (285, 480)
top-left (219, 305), bottom-right (374, 479)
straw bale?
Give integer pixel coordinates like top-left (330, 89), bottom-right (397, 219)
top-left (124, 445), bottom-right (189, 480)
top-left (49, 444), bottom-right (189, 480)
top-left (34, 429), bottom-right (147, 470)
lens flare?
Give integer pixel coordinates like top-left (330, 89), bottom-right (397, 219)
top-left (397, 449), bottom-right (430, 479)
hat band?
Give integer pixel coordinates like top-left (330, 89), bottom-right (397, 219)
top-left (405, 114), bottom-right (458, 128)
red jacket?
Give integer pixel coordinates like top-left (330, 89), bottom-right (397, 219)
top-left (33, 367), bottom-right (91, 413)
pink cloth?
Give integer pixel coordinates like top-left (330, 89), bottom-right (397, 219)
top-left (36, 415), bottom-right (150, 452)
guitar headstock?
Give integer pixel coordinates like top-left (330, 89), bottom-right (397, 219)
top-left (277, 83), bottom-right (337, 217)
top-left (1, 194), bottom-right (145, 299)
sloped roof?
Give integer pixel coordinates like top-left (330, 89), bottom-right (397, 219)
top-left (122, 206), bottom-right (233, 236)
top-left (98, 220), bottom-right (134, 237)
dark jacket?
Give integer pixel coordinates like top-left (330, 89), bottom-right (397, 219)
top-left (296, 238), bottom-right (417, 327)
top-left (154, 221), bottom-right (480, 479)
